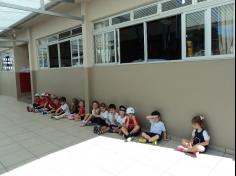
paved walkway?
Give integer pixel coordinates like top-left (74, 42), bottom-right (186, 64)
top-left (0, 96), bottom-right (234, 176)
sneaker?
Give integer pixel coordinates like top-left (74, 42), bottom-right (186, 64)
top-left (177, 145), bottom-right (186, 152)
top-left (93, 126), bottom-right (99, 134)
top-left (80, 121), bottom-right (86, 127)
top-left (127, 137), bottom-right (133, 142)
top-left (139, 137), bottom-right (147, 143)
top-left (27, 106), bottom-right (31, 112)
top-left (152, 140), bottom-right (158, 145)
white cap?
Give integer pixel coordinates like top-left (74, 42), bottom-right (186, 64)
top-left (126, 107), bottom-right (135, 114)
top-left (34, 93), bottom-right (40, 97)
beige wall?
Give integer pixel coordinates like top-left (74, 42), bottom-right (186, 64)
top-left (0, 71), bottom-right (17, 98)
top-left (2, 0), bottom-right (233, 151)
top-left (34, 67), bottom-right (85, 102)
top-left (90, 59), bottom-right (235, 150)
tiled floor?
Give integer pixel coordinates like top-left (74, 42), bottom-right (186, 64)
top-left (0, 95), bottom-right (235, 176)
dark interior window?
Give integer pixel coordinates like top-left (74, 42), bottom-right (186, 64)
top-left (147, 15), bottom-right (182, 60)
top-left (48, 44), bottom-right (59, 68)
top-left (59, 41), bottom-right (71, 67)
top-left (120, 24), bottom-right (144, 63)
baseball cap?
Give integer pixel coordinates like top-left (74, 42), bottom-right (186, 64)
top-left (34, 93), bottom-right (40, 97)
top-left (126, 107), bottom-right (135, 114)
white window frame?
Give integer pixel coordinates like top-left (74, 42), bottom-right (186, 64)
top-left (0, 50), bottom-right (15, 72)
top-left (93, 0), bottom-right (235, 66)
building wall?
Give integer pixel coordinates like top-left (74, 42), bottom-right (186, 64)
top-left (33, 67), bottom-right (85, 102)
top-left (0, 71), bottom-right (18, 98)
top-left (90, 59), bottom-right (235, 150)
top-left (4, 0), bottom-right (234, 150)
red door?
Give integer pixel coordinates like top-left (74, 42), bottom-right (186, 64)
top-left (19, 72), bottom-right (31, 93)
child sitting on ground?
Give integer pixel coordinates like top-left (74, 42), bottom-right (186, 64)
top-left (113, 105), bottom-right (127, 134)
top-left (67, 98), bottom-right (79, 120)
top-left (93, 103), bottom-right (109, 134)
top-left (74, 99), bottom-right (86, 121)
top-left (139, 111), bottom-right (168, 144)
top-left (121, 107), bottom-right (141, 142)
top-left (27, 93), bottom-right (40, 112)
top-left (177, 115), bottom-right (210, 157)
top-left (80, 101), bottom-right (100, 126)
top-left (96, 104), bottom-right (120, 135)
top-left (51, 97), bottom-right (70, 120)
top-left (46, 95), bottom-right (61, 114)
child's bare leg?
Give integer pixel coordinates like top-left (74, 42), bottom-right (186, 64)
top-left (130, 125), bottom-right (140, 135)
top-left (149, 135), bottom-right (160, 142)
top-left (84, 115), bottom-right (94, 124)
top-left (188, 145), bottom-right (205, 153)
top-left (142, 132), bottom-right (151, 140)
top-left (83, 113), bottom-right (90, 121)
top-left (182, 139), bottom-right (192, 147)
top-left (74, 114), bottom-right (81, 121)
top-left (121, 127), bottom-right (129, 136)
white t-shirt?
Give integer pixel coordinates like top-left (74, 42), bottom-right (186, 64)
top-left (192, 129), bottom-right (210, 141)
top-left (115, 115), bottom-right (126, 126)
top-left (107, 112), bottom-right (119, 125)
top-left (100, 111), bottom-right (109, 120)
top-left (150, 120), bottom-right (166, 135)
top-left (61, 103), bottom-right (70, 115)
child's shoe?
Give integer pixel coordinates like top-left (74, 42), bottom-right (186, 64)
top-left (177, 145), bottom-right (186, 152)
top-left (152, 140), bottom-right (158, 145)
top-left (139, 137), bottom-right (147, 143)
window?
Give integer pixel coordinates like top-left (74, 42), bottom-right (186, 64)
top-left (94, 20), bottom-right (109, 30)
top-left (112, 14), bottom-right (131, 25)
top-left (71, 37), bottom-right (83, 66)
top-left (186, 11), bottom-right (205, 57)
top-left (211, 4), bottom-right (234, 55)
top-left (162, 0), bottom-right (192, 12)
top-left (147, 15), bottom-right (182, 61)
top-left (0, 51), bottom-right (14, 71)
top-left (93, 1), bottom-right (235, 65)
top-left (94, 31), bottom-right (115, 64)
top-left (59, 41), bottom-right (71, 67)
top-left (48, 44), bottom-right (59, 68)
top-left (133, 4), bottom-right (158, 19)
top-left (38, 39), bottom-right (48, 68)
top-left (120, 24), bottom-right (144, 63)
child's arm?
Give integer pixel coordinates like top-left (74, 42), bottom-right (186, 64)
top-left (198, 140), bottom-right (209, 147)
top-left (146, 115), bottom-right (156, 120)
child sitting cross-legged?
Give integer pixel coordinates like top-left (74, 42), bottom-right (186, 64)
top-left (121, 107), bottom-right (141, 142)
top-left (93, 103), bottom-right (109, 134)
top-left (139, 111), bottom-right (168, 144)
top-left (95, 104), bottom-right (120, 135)
top-left (51, 97), bottom-right (70, 120)
top-left (80, 101), bottom-right (100, 126)
top-left (177, 115), bottom-right (210, 157)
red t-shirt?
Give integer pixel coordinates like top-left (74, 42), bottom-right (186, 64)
top-left (79, 106), bottom-right (85, 116)
top-left (125, 116), bottom-right (139, 129)
top-left (49, 101), bottom-right (61, 110)
top-left (38, 98), bottom-right (47, 107)
top-left (34, 98), bottom-right (40, 105)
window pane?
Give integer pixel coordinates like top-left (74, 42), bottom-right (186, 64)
top-left (79, 38), bottom-right (84, 65)
top-left (112, 14), bottom-right (130, 25)
top-left (48, 44), bottom-right (59, 68)
top-left (212, 4), bottom-right (234, 55)
top-left (120, 24), bottom-right (144, 63)
top-left (94, 32), bottom-right (115, 64)
top-left (186, 11), bottom-right (205, 57)
top-left (147, 15), bottom-right (181, 61)
top-left (59, 41), bottom-right (72, 67)
top-left (134, 5), bottom-right (158, 19)
top-left (162, 0), bottom-right (192, 12)
top-left (94, 20), bottom-right (109, 30)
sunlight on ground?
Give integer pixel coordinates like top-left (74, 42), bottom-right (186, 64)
top-left (1, 136), bottom-right (235, 176)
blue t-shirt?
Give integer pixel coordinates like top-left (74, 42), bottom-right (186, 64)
top-left (150, 120), bottom-right (166, 135)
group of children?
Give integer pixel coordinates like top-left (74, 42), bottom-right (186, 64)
top-left (27, 92), bottom-right (210, 157)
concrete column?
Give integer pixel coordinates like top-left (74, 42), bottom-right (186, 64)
top-left (27, 27), bottom-right (35, 103)
top-left (81, 0), bottom-right (94, 112)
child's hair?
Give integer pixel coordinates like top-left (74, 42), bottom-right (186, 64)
top-left (72, 98), bottom-right (79, 106)
top-left (59, 97), bottom-right (66, 103)
top-left (119, 105), bottom-right (126, 112)
top-left (100, 103), bottom-right (107, 108)
top-left (192, 115), bottom-right (206, 129)
top-left (92, 100), bottom-right (99, 106)
top-left (79, 99), bottom-right (85, 107)
top-left (151, 110), bottom-right (161, 117)
top-left (109, 104), bottom-right (116, 110)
